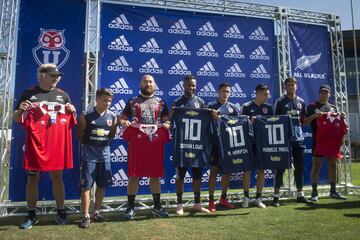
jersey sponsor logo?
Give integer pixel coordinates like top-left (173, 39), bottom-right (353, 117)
top-left (139, 58), bottom-right (163, 74)
top-left (168, 81), bottom-right (184, 96)
top-left (201, 169), bottom-right (221, 183)
top-left (108, 14), bottom-right (133, 30)
top-left (224, 44), bottom-right (245, 59)
top-left (249, 45), bottom-right (270, 60)
top-left (196, 21), bottom-right (218, 37)
top-left (196, 42), bottom-right (218, 57)
top-left (295, 53), bottom-right (321, 70)
top-left (250, 64), bottom-right (270, 79)
top-left (137, 81), bottom-right (163, 96)
top-left (197, 61), bottom-right (219, 77)
top-left (139, 16), bottom-right (163, 32)
top-left (110, 99), bottom-right (126, 115)
top-left (224, 63), bottom-right (246, 78)
top-left (249, 26), bottom-right (269, 41)
top-left (139, 38), bottom-right (163, 54)
top-left (168, 19), bottom-right (191, 35)
top-left (230, 83), bottom-right (247, 98)
top-left (168, 60), bottom-right (191, 75)
top-left (223, 24), bottom-right (244, 39)
top-left (112, 169), bottom-right (128, 187)
top-left (107, 56), bottom-right (133, 72)
top-left (229, 172), bottom-right (243, 181)
top-left (168, 40), bottom-right (191, 55)
top-left (32, 28), bottom-right (70, 68)
top-left (109, 77), bottom-right (133, 94)
top-left (111, 145), bottom-right (128, 162)
top-left (170, 172), bottom-right (192, 184)
top-left (108, 35), bottom-right (133, 51)
top-left (197, 82), bottom-right (218, 98)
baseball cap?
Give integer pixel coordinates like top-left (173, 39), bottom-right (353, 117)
top-left (39, 64), bottom-right (64, 76)
top-left (319, 84), bottom-right (331, 93)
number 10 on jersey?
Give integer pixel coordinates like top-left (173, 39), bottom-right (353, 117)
top-left (182, 119), bottom-right (201, 141)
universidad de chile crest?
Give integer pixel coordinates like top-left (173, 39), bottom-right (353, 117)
top-left (32, 28), bottom-right (70, 68)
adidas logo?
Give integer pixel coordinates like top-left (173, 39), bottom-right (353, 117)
top-left (249, 26), bottom-right (269, 41)
top-left (234, 103), bottom-right (241, 111)
top-left (111, 145), bottom-right (128, 162)
top-left (168, 19), bottom-right (191, 35)
top-left (29, 95), bottom-right (37, 100)
top-left (139, 38), bottom-right (163, 54)
top-left (250, 64), bottom-right (270, 79)
top-left (230, 83), bottom-right (247, 98)
top-left (249, 45), bottom-right (270, 60)
top-left (197, 81), bottom-right (218, 98)
top-left (196, 42), bottom-right (218, 57)
top-left (90, 120), bottom-right (96, 125)
top-left (168, 40), bottom-right (191, 55)
top-left (112, 169), bottom-right (128, 187)
top-left (229, 172), bottom-right (243, 181)
top-left (170, 172), bottom-right (192, 184)
top-left (224, 44), bottom-right (245, 59)
top-left (107, 56), bottom-right (133, 72)
top-left (196, 21), bottom-right (218, 37)
top-left (168, 81), bottom-right (184, 97)
top-left (168, 60), bottom-right (191, 75)
top-left (108, 14), bottom-right (133, 30)
top-left (139, 58), bottom-right (163, 74)
top-left (295, 53), bottom-right (321, 70)
top-left (109, 77), bottom-right (133, 94)
top-left (114, 126), bottom-right (123, 140)
top-left (197, 61), bottom-right (219, 77)
top-left (139, 16), bottom-right (163, 32)
top-left (201, 169), bottom-right (221, 183)
top-left (223, 24), bottom-right (244, 39)
top-left (108, 35), bottom-right (133, 51)
top-left (109, 99), bottom-right (126, 115)
top-left (224, 63), bottom-right (246, 78)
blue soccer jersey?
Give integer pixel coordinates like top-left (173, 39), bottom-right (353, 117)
top-left (253, 115), bottom-right (293, 169)
top-left (172, 107), bottom-right (213, 168)
top-left (217, 115), bottom-right (254, 173)
top-left (171, 95), bottom-right (205, 109)
top-left (207, 100), bottom-right (240, 116)
top-left (241, 100), bottom-right (273, 117)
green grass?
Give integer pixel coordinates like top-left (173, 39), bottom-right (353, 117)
top-left (0, 162), bottom-right (359, 240)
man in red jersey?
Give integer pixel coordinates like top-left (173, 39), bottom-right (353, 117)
top-left (13, 64), bottom-right (76, 229)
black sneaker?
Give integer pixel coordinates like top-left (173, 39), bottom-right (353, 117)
top-left (124, 208), bottom-right (135, 221)
top-left (272, 197), bottom-right (280, 207)
top-left (296, 196), bottom-right (311, 204)
top-left (330, 191), bottom-right (347, 200)
top-left (55, 209), bottom-right (68, 225)
top-left (79, 215), bottom-right (90, 228)
top-left (152, 207), bottom-right (169, 218)
top-left (92, 211), bottom-right (108, 222)
top-left (19, 216), bottom-right (39, 229)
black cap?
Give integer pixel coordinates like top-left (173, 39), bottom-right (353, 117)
top-left (319, 84), bottom-right (331, 93)
top-left (40, 65), bottom-right (64, 76)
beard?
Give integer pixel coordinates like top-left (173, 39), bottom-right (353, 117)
top-left (140, 86), bottom-right (154, 96)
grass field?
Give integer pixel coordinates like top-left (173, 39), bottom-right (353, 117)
top-left (0, 163), bottom-right (359, 240)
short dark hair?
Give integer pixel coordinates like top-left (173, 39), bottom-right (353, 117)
top-left (96, 88), bottom-right (113, 98)
top-left (284, 77), bottom-right (297, 85)
top-left (218, 82), bottom-right (231, 90)
top-left (255, 83), bottom-right (269, 93)
top-left (184, 75), bottom-right (196, 82)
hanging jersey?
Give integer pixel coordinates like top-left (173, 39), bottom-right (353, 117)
top-left (274, 95), bottom-right (306, 142)
top-left (241, 100), bottom-right (273, 117)
top-left (253, 115), bottom-right (293, 169)
top-left (217, 115), bottom-right (254, 173)
top-left (122, 125), bottom-right (170, 177)
top-left (172, 108), bottom-right (213, 168)
top-left (82, 108), bottom-right (116, 162)
top-left (19, 102), bottom-right (76, 171)
top-left (207, 100), bottom-right (240, 116)
top-left (315, 113), bottom-right (348, 158)
top-left (171, 95), bottom-right (206, 109)
top-left (306, 101), bottom-right (337, 138)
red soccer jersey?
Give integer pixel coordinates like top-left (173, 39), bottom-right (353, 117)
top-left (122, 125), bottom-right (170, 178)
top-left (20, 102), bottom-right (76, 171)
top-left (315, 113), bottom-right (348, 159)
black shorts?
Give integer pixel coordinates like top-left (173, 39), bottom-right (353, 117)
top-left (176, 167), bottom-right (202, 180)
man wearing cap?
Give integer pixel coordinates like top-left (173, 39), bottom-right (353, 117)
top-left (13, 63), bottom-right (76, 229)
top-left (305, 84), bottom-right (347, 201)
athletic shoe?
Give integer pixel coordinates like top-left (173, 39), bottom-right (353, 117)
top-left (124, 208), bottom-right (135, 221)
top-left (219, 198), bottom-right (235, 209)
top-left (208, 200), bottom-right (216, 213)
top-left (330, 191), bottom-right (347, 200)
top-left (242, 197), bottom-right (250, 208)
top-left (272, 197), bottom-right (280, 207)
top-left (92, 211), bottom-right (108, 222)
top-left (19, 216), bottom-right (39, 229)
top-left (79, 215), bottom-right (90, 228)
top-left (296, 196), bottom-right (311, 204)
top-left (193, 203), bottom-right (211, 214)
top-left (255, 198), bottom-right (266, 208)
top-left (55, 210), bottom-right (68, 225)
top-left (175, 204), bottom-right (184, 216)
top-left (152, 207), bottom-right (169, 218)
top-left (310, 192), bottom-right (319, 202)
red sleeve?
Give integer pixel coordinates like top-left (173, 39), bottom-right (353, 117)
top-left (69, 113), bottom-right (77, 129)
top-left (122, 126), bottom-right (131, 142)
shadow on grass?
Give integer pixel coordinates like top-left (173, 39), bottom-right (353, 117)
top-left (343, 213), bottom-right (360, 218)
top-left (294, 200), bottom-right (360, 211)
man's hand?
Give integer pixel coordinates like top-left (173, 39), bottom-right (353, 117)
top-left (19, 100), bottom-right (33, 112)
top-left (312, 112), bottom-right (322, 119)
top-left (340, 112), bottom-right (346, 119)
top-left (65, 103), bottom-right (76, 113)
top-left (163, 121), bottom-right (171, 129)
top-left (210, 109), bottom-right (219, 120)
top-left (119, 119), bottom-right (131, 128)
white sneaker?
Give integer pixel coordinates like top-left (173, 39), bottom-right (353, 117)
top-left (193, 203), bottom-right (210, 214)
top-left (175, 204), bottom-right (184, 216)
top-left (242, 197), bottom-right (250, 208)
top-left (255, 198), bottom-right (266, 208)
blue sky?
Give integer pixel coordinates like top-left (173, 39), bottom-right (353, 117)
top-left (240, 0), bottom-right (359, 30)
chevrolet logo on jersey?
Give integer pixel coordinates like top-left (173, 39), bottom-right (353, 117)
top-left (267, 117), bottom-right (280, 122)
top-left (185, 152), bottom-right (196, 158)
top-left (185, 111), bottom-right (199, 117)
top-left (227, 119), bottom-right (238, 125)
top-left (232, 158), bottom-right (243, 164)
top-left (270, 156), bottom-right (281, 162)
top-left (287, 110), bottom-right (300, 116)
top-left (91, 129), bottom-right (110, 136)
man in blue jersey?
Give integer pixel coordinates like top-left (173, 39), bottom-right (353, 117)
top-left (207, 82), bottom-right (240, 212)
top-left (241, 84), bottom-right (273, 209)
top-left (272, 77), bottom-right (311, 206)
top-left (171, 75), bottom-right (215, 215)
top-left (77, 88), bottom-right (117, 228)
